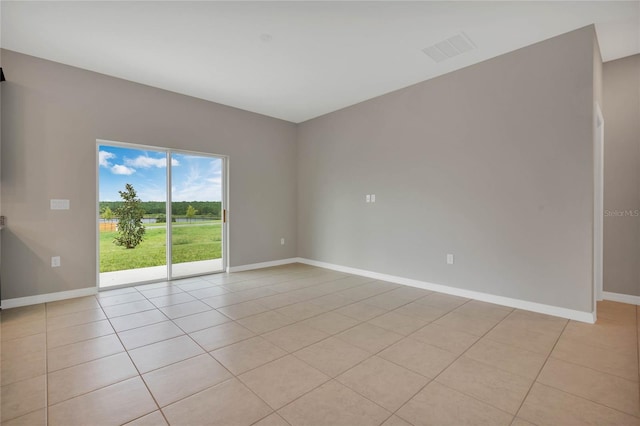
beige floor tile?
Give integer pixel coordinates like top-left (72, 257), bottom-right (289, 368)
top-left (1, 318), bottom-right (46, 341)
top-left (378, 337), bottom-right (456, 378)
top-left (452, 300), bottom-right (513, 321)
top-left (99, 291), bottom-right (147, 307)
top-left (336, 302), bottom-right (388, 321)
top-left (46, 297), bottom-right (101, 318)
top-left (162, 378), bottom-right (272, 426)
top-left (48, 352), bottom-right (138, 405)
top-left (1, 375), bottom-right (46, 422)
top-left (253, 413), bottom-right (290, 426)
top-left (294, 337), bottom-right (371, 378)
top-left (48, 377), bottom-right (157, 426)
top-left (118, 320), bottom-right (184, 350)
top-left (46, 308), bottom-right (106, 331)
top-left (396, 381), bottom-right (513, 426)
top-left (135, 281), bottom-right (171, 291)
top-left (187, 285), bottom-right (230, 299)
top-left (237, 311), bottom-right (296, 334)
top-left (217, 300), bottom-right (270, 320)
top-left (409, 323), bottom-right (479, 355)
top-left (485, 321), bottom-right (559, 355)
top-left (149, 292), bottom-right (197, 308)
top-left (465, 338), bottom-right (547, 379)
top-left (254, 293), bottom-right (308, 310)
top-left (263, 323), bottom-right (330, 352)
top-left (501, 309), bottom-right (567, 336)
top-left (102, 300), bottom-right (156, 318)
top-left (301, 311), bottom-right (360, 335)
top-left (597, 300), bottom-right (637, 323)
top-left (537, 358), bottom-right (640, 417)
top-left (436, 356), bottom-right (532, 415)
top-left (138, 285), bottom-right (186, 298)
top-left (125, 410), bottom-right (168, 426)
top-left (1, 333), bottom-right (45, 360)
top-left (392, 302), bottom-right (452, 322)
top-left (363, 293), bottom-right (413, 310)
top-left (551, 336), bottom-right (639, 381)
top-left (518, 383), bottom-right (640, 426)
top-left (381, 415), bottom-right (413, 426)
top-left (276, 302), bottom-right (328, 321)
top-left (337, 356), bottom-right (428, 411)
top-left (47, 334), bottom-right (124, 372)
top-left (308, 293), bottom-right (355, 310)
top-left (368, 311), bottom-right (430, 335)
top-left (2, 408), bottom-right (46, 426)
top-left (159, 300), bottom-right (212, 319)
top-left (190, 321), bottom-right (255, 351)
top-left (98, 287), bottom-right (139, 298)
top-left (109, 309), bottom-right (168, 332)
top-left (336, 323), bottom-right (403, 354)
top-left (561, 319), bottom-right (638, 355)
top-left (414, 293), bottom-right (469, 310)
top-left (1, 350), bottom-right (46, 386)
top-left (143, 354), bottom-right (232, 407)
top-left (128, 335), bottom-right (204, 373)
top-left (239, 355), bottom-right (329, 409)
top-left (212, 336), bottom-right (287, 375)
top-left (1, 304), bottom-right (45, 323)
top-left (47, 320), bottom-right (114, 349)
top-left (433, 311), bottom-right (501, 336)
top-left (172, 309), bottom-right (231, 333)
top-left (278, 380), bottom-right (390, 426)
top-left (510, 418), bottom-right (536, 426)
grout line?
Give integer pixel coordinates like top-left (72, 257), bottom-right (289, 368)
top-left (510, 318), bottom-right (570, 423)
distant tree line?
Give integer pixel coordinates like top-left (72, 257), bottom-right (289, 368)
top-left (99, 201), bottom-right (222, 218)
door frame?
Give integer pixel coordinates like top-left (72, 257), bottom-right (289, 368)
top-left (593, 103), bottom-right (604, 314)
top-left (95, 139), bottom-right (229, 290)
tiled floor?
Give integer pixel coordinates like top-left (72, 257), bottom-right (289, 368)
top-left (1, 263), bottom-right (639, 425)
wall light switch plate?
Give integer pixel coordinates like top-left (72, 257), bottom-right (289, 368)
top-left (446, 254), bottom-right (454, 265)
top-left (365, 195), bottom-right (371, 203)
top-left (51, 256), bottom-right (61, 267)
top-left (281, 238), bottom-right (285, 245)
top-left (371, 194), bottom-right (376, 203)
top-left (50, 199), bottom-right (70, 210)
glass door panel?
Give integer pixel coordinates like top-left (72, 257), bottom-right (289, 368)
top-left (98, 144), bottom-right (167, 288)
top-left (170, 153), bottom-right (224, 278)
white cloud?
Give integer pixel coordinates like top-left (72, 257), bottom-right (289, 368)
top-left (99, 151), bottom-right (116, 167)
top-left (111, 164), bottom-right (136, 175)
top-left (125, 156), bottom-right (180, 169)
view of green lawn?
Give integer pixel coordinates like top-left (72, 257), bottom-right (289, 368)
top-left (100, 221), bottom-right (222, 272)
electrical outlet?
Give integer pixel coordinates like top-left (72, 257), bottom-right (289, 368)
top-left (51, 256), bottom-right (61, 268)
top-left (446, 254), bottom-right (454, 265)
top-left (50, 199), bottom-right (70, 210)
top-left (281, 238), bottom-right (285, 245)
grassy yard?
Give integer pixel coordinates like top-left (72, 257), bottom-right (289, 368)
top-left (100, 222), bottom-right (222, 272)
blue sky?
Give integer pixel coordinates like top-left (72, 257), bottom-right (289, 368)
top-left (98, 145), bottom-right (222, 202)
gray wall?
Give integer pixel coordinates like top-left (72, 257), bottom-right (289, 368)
top-left (1, 49), bottom-right (298, 300)
top-left (297, 26), bottom-right (599, 313)
top-left (603, 54), bottom-right (640, 297)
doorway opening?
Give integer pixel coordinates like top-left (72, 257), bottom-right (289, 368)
top-left (97, 141), bottom-right (226, 288)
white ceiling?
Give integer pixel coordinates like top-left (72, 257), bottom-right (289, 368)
top-left (2, 1), bottom-right (639, 123)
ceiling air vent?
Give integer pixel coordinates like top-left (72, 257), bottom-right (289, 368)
top-left (422, 32), bottom-right (476, 63)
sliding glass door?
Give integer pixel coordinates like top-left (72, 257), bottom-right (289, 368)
top-left (98, 141), bottom-right (225, 288)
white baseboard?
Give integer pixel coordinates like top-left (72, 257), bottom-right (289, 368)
top-left (1, 287), bottom-right (98, 309)
top-left (602, 291), bottom-right (640, 306)
top-left (228, 258), bottom-right (298, 273)
top-left (296, 257), bottom-right (595, 324)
